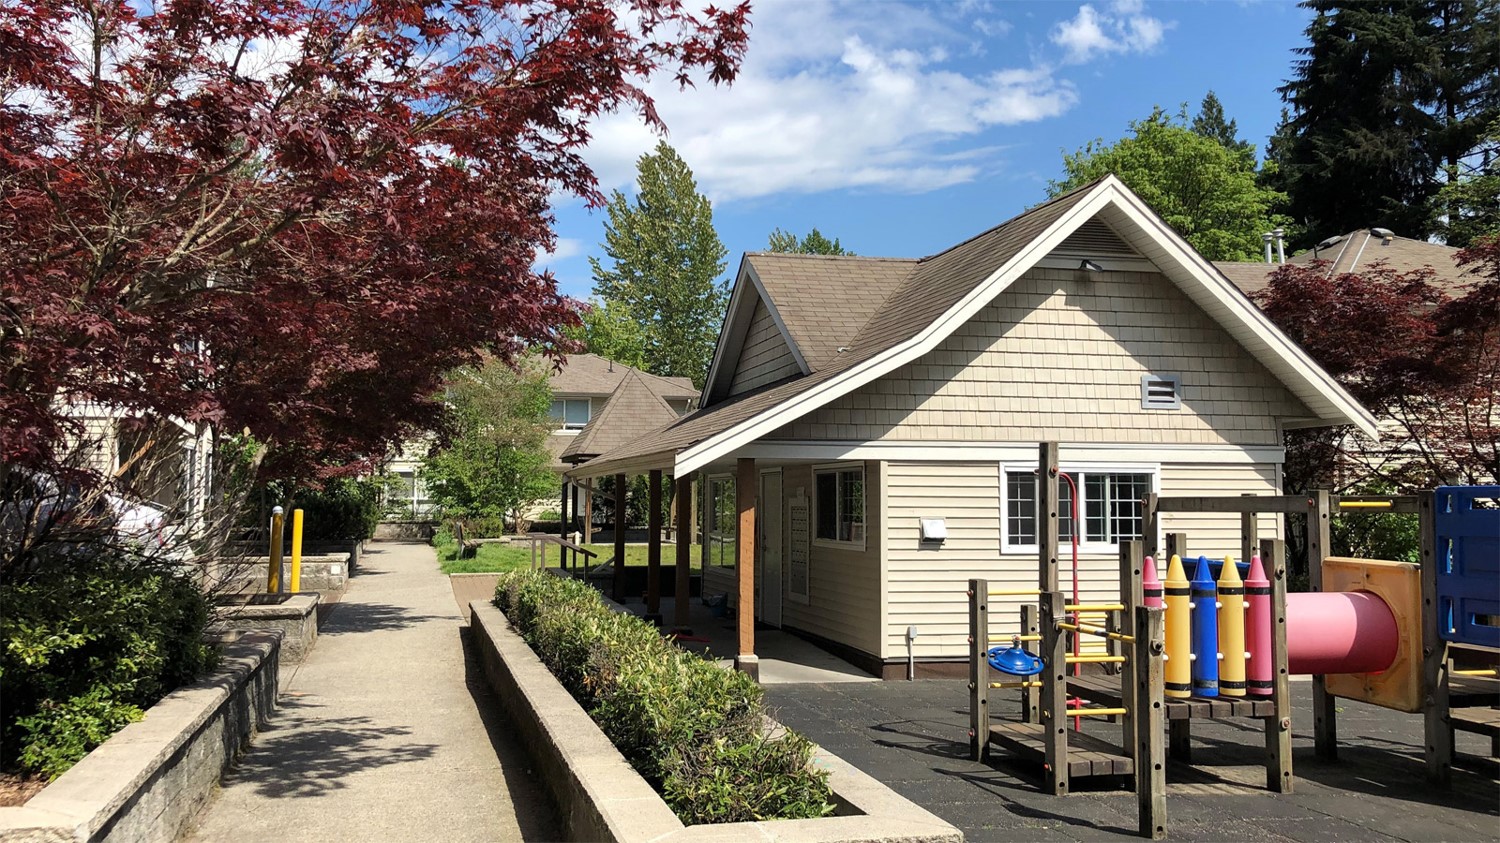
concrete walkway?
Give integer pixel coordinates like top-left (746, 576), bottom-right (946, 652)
top-left (186, 542), bottom-right (559, 842)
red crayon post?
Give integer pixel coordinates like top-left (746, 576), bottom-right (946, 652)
top-left (1245, 553), bottom-right (1273, 697)
top-left (1142, 555), bottom-right (1164, 609)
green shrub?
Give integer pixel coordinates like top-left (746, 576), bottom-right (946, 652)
top-left (494, 572), bottom-right (833, 824)
top-left (1, 556), bottom-right (216, 779)
top-left (294, 477), bottom-right (381, 540)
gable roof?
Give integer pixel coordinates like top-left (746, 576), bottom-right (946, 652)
top-left (560, 368), bottom-right (682, 463)
top-left (549, 353), bottom-right (696, 401)
top-left (1214, 230), bottom-right (1481, 299)
top-left (570, 176), bottom-right (1379, 479)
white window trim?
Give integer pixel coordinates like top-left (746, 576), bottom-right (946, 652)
top-left (999, 462), bottom-right (1160, 555)
top-left (551, 397), bottom-right (592, 432)
top-left (812, 461), bottom-right (867, 552)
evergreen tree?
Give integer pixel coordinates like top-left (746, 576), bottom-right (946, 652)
top-left (1050, 107), bottom-right (1285, 262)
top-left (590, 142), bottom-right (728, 388)
top-left (1270, 1), bottom-right (1499, 247)
top-left (1191, 91), bottom-right (1255, 165)
top-left (766, 227), bottom-right (854, 255)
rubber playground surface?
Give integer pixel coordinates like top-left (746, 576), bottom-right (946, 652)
top-left (765, 679), bottom-right (1499, 843)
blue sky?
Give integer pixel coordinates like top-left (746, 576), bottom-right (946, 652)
top-left (538, 0), bottom-right (1315, 301)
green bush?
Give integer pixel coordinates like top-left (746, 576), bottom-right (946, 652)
top-left (294, 477), bottom-right (381, 540)
top-left (494, 572), bottom-right (833, 824)
top-left (1, 556), bottom-right (216, 779)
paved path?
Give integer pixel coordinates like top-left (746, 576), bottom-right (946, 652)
top-left (187, 542), bottom-right (559, 842)
top-left (767, 680), bottom-right (1500, 843)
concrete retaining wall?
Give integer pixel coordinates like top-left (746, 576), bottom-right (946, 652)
top-left (0, 633), bottom-right (281, 843)
top-left (211, 594), bottom-right (320, 664)
top-left (469, 602), bottom-right (962, 843)
top-left (374, 520), bottom-right (435, 539)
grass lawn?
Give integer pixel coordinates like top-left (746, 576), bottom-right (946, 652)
top-left (436, 537), bottom-right (705, 575)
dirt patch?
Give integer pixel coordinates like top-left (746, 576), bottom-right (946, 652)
top-left (0, 772), bottom-right (46, 807)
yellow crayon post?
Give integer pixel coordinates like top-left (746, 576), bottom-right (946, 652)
top-left (267, 506), bottom-right (284, 593)
top-left (290, 508), bottom-right (304, 593)
top-left (1164, 554), bottom-right (1192, 699)
top-left (1218, 554), bottom-right (1247, 697)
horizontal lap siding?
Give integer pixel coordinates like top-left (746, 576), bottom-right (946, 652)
top-left (729, 298), bottom-right (801, 396)
top-left (779, 463), bottom-right (882, 656)
top-left (1159, 463), bottom-right (1283, 559)
top-left (773, 267), bottom-right (1309, 446)
top-left (884, 460), bottom-right (1284, 659)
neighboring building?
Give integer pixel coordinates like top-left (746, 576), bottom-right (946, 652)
top-left (62, 403), bottom-right (214, 535)
top-left (569, 175), bottom-right (1376, 678)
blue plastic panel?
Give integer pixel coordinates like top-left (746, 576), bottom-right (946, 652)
top-left (1434, 485), bottom-right (1500, 649)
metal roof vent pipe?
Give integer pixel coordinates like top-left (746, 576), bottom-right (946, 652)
top-left (1262, 232), bottom-right (1274, 264)
top-left (1372, 227), bottom-right (1395, 244)
top-left (1272, 228), bottom-right (1286, 264)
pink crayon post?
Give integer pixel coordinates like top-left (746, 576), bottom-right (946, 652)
top-left (1245, 553), bottom-right (1273, 697)
top-left (1142, 555), bottom-right (1164, 609)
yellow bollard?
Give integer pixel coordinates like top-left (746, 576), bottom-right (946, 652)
top-left (1218, 554), bottom-right (1247, 697)
top-left (290, 508), bottom-right (304, 593)
top-left (1164, 554), bottom-right (1192, 698)
top-left (267, 506), bottom-right (284, 593)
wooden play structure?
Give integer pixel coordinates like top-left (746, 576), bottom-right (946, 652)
top-left (968, 442), bottom-right (1499, 839)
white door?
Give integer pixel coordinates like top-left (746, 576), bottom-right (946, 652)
top-left (757, 470), bottom-right (783, 627)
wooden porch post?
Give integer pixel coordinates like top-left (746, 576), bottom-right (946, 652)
top-left (559, 477), bottom-right (569, 569)
top-left (646, 469), bottom-right (663, 624)
top-left (583, 478), bottom-right (594, 545)
top-left (674, 473), bottom-right (693, 631)
top-left (735, 457), bottom-right (758, 680)
top-left (612, 473), bottom-right (627, 603)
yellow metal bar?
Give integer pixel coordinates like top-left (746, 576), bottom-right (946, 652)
top-left (989, 588), bottom-right (1042, 597)
top-left (990, 681), bottom-right (1043, 689)
top-left (1065, 654), bottom-right (1127, 664)
top-left (1056, 621), bottom-right (1136, 644)
top-left (1339, 500), bottom-right (1392, 509)
top-left (1016, 634), bottom-right (1042, 642)
top-left (1065, 603), bottom-right (1126, 613)
top-left (1453, 668), bottom-right (1498, 676)
top-left (1071, 708), bottom-right (1129, 717)
top-left (267, 508), bottom-right (284, 593)
top-left (289, 508), bottom-right (304, 593)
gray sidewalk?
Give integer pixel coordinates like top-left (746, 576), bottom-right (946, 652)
top-left (186, 542), bottom-right (559, 842)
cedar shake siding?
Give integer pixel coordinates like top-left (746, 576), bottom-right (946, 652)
top-left (727, 297), bottom-right (802, 396)
top-left (770, 267), bottom-right (1312, 446)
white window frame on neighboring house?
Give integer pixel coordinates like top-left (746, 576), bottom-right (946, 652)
top-left (705, 473), bottom-right (737, 569)
top-left (813, 462), bottom-right (866, 551)
top-left (1000, 463), bottom-right (1159, 555)
top-left (549, 397), bottom-right (592, 432)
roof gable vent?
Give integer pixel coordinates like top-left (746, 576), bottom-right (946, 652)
top-left (1054, 218), bottom-right (1137, 257)
top-left (1141, 374), bottom-right (1182, 410)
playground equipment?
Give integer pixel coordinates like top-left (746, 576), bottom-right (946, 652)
top-left (968, 442), bottom-right (1499, 839)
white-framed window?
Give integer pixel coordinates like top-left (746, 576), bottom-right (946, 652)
top-left (814, 463), bottom-right (865, 548)
top-left (705, 474), bottom-right (737, 568)
top-left (1001, 464), bottom-right (1157, 554)
top-left (549, 398), bottom-right (591, 431)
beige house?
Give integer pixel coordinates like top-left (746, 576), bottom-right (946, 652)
top-left (569, 176), bottom-right (1377, 679)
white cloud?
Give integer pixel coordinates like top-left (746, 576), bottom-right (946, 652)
top-left (579, 1), bottom-right (1076, 202)
top-left (535, 238), bottom-right (584, 265)
top-left (1052, 0), bottom-right (1170, 64)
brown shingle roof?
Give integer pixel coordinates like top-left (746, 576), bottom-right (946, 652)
top-left (570, 180), bottom-right (1103, 476)
top-left (560, 369), bottom-right (682, 462)
top-left (745, 253), bottom-right (915, 372)
top-left (548, 353), bottom-right (697, 400)
top-left (1215, 231), bottom-right (1481, 299)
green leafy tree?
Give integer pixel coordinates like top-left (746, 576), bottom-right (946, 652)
top-left (591, 142), bottom-right (728, 388)
top-left (766, 227), bottom-right (853, 255)
top-left (1269, 1), bottom-right (1499, 247)
top-left (569, 298), bottom-right (649, 370)
top-left (421, 359), bottom-right (556, 531)
top-left (1433, 118), bottom-right (1500, 246)
top-left (1049, 107), bottom-right (1285, 262)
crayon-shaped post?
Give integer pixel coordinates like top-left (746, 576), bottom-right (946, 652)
top-left (1217, 554), bottom-right (1246, 697)
top-left (1190, 555), bottom-right (1220, 698)
top-left (1163, 554), bottom-right (1193, 699)
top-left (1245, 553), bottom-right (1273, 697)
top-left (1143, 555), bottom-right (1163, 609)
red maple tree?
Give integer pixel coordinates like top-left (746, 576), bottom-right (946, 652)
top-left (0, 0), bottom-right (749, 482)
top-left (1253, 237), bottom-right (1500, 490)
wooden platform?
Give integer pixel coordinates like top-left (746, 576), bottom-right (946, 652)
top-left (988, 721), bottom-right (1134, 778)
top-left (1449, 674), bottom-right (1499, 707)
top-left (1449, 706), bottom-right (1500, 739)
top-left (1067, 674), bottom-right (1276, 720)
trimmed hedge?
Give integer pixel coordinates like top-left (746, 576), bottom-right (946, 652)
top-left (494, 572), bottom-right (833, 824)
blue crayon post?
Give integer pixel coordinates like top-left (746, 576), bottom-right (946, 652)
top-left (1190, 555), bottom-right (1220, 698)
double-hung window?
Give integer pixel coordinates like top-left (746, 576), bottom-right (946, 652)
top-left (814, 464), bottom-right (865, 547)
top-left (705, 475), bottom-right (737, 567)
top-left (549, 398), bottom-right (591, 431)
top-left (1003, 466), bottom-right (1155, 552)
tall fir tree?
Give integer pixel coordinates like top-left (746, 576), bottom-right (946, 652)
top-left (1191, 91), bottom-right (1256, 165)
top-left (1270, 1), bottom-right (1499, 248)
top-left (590, 142), bottom-right (728, 388)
